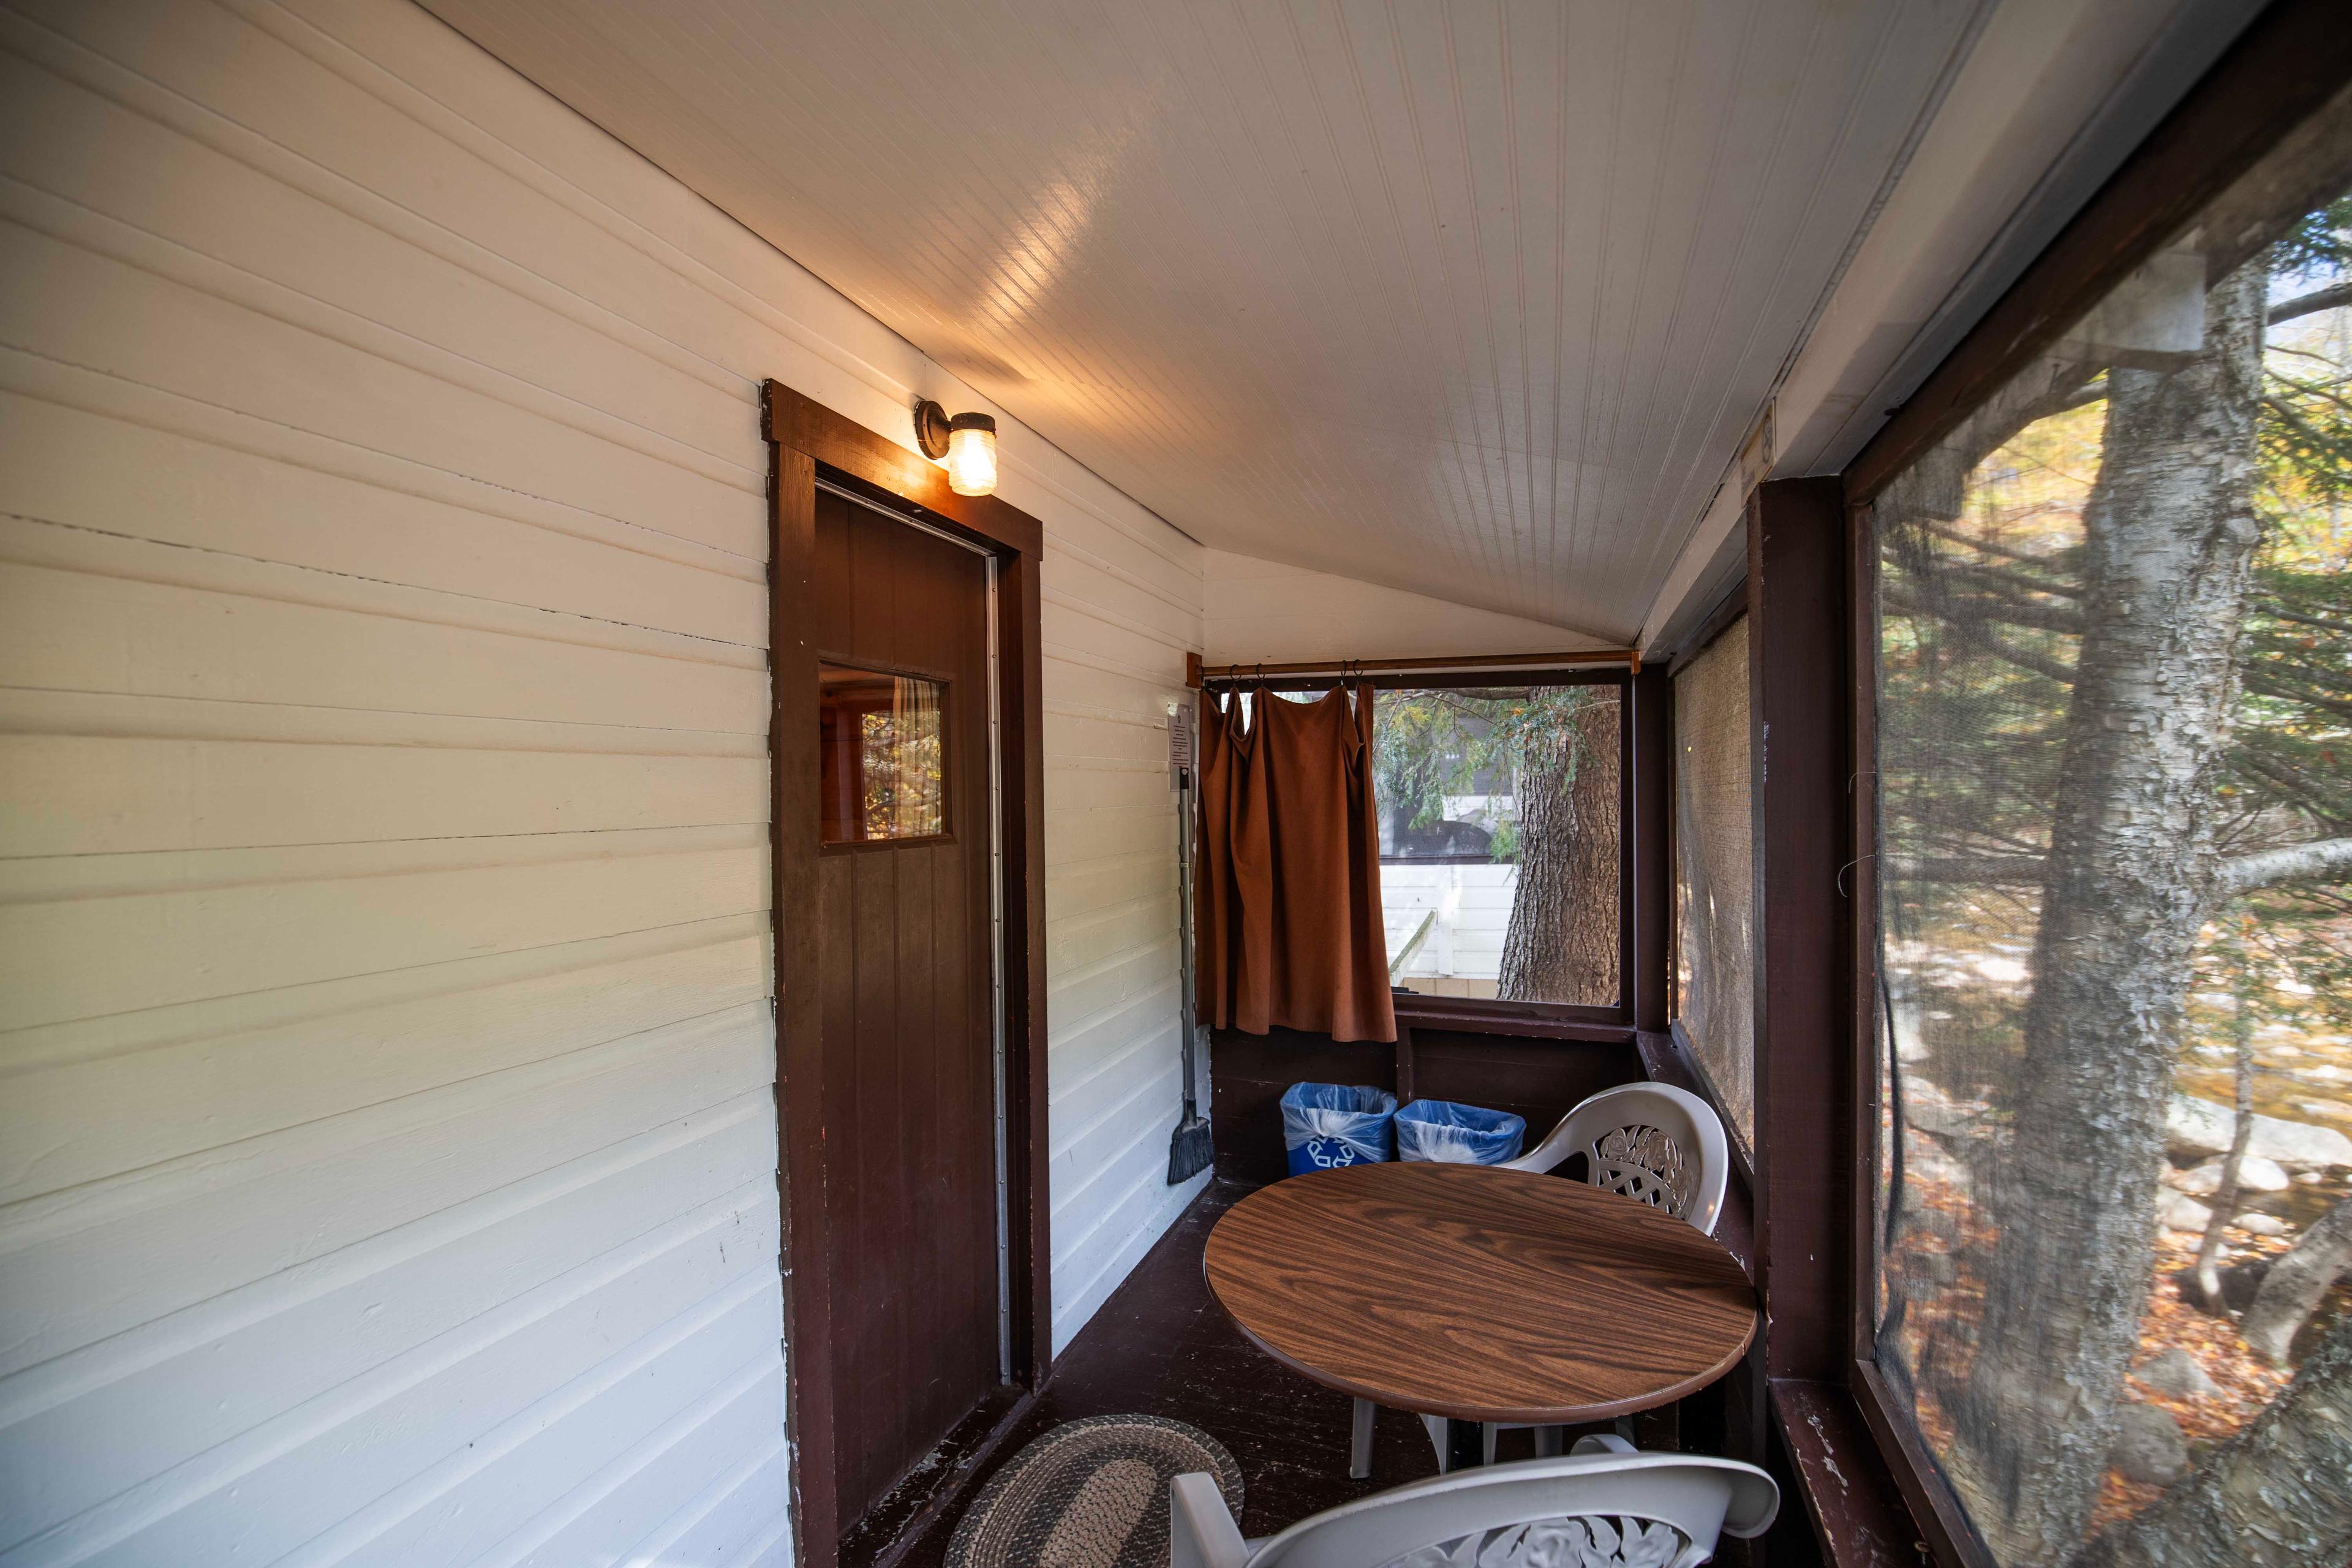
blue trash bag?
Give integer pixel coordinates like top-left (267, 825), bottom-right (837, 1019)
top-left (1394, 1099), bottom-right (1526, 1166)
top-left (1280, 1083), bottom-right (1398, 1176)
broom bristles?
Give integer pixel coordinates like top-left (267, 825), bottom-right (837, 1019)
top-left (1167, 1112), bottom-right (1213, 1183)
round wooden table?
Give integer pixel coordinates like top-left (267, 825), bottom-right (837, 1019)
top-left (1204, 1161), bottom-right (1757, 1459)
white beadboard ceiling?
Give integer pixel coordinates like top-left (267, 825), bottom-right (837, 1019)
top-left (423, 0), bottom-right (1999, 642)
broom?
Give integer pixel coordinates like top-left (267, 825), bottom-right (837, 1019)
top-left (1167, 707), bottom-right (1214, 1184)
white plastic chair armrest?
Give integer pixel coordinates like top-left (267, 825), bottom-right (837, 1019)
top-left (1569, 1433), bottom-right (1637, 1457)
top-left (1499, 1112), bottom-right (1579, 1174)
top-left (1721, 1472), bottom-right (1781, 1537)
top-left (1172, 1472), bottom-right (1251, 1568)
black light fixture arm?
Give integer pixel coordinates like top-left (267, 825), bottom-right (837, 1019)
top-left (914, 398), bottom-right (956, 459)
top-left (914, 398), bottom-right (995, 459)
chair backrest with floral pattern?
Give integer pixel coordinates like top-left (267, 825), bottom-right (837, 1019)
top-left (1198, 1452), bottom-right (1776, 1568)
top-left (1501, 1083), bottom-right (1728, 1237)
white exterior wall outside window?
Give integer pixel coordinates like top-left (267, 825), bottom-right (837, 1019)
top-left (0, 0), bottom-right (1201, 1559)
top-left (1381, 862), bottom-right (1520, 998)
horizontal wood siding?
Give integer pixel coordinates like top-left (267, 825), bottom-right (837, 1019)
top-left (0, 0), bottom-right (1202, 1559)
top-left (1042, 507), bottom-right (1212, 1350)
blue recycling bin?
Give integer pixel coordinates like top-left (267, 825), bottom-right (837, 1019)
top-left (1280, 1083), bottom-right (1398, 1176)
top-left (1394, 1098), bottom-right (1526, 1165)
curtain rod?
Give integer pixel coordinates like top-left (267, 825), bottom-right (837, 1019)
top-left (1186, 647), bottom-right (1638, 687)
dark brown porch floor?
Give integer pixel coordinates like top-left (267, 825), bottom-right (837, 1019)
top-left (887, 1178), bottom-right (1442, 1568)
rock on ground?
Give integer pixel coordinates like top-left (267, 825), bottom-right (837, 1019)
top-left (2171, 1156), bottom-right (2292, 1195)
top-left (2233, 1211), bottom-right (2290, 1237)
top-left (2166, 1096), bottom-right (2352, 1171)
top-left (2132, 1346), bottom-right (2221, 1400)
top-left (1905, 1098), bottom-right (1981, 1139)
top-left (2169, 1162), bottom-right (2223, 1196)
top-left (2162, 1194), bottom-right (2213, 1233)
top-left (2109, 1403), bottom-right (2191, 1486)
top-left (2237, 1156), bottom-right (2291, 1192)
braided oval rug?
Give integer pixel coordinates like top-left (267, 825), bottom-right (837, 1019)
top-left (944, 1415), bottom-right (1244, 1568)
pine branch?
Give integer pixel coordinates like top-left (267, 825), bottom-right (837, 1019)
top-left (2259, 601), bottom-right (2352, 636)
top-left (2216, 837), bottom-right (2352, 898)
top-left (1976, 630), bottom-right (2077, 687)
top-left (2226, 747), bottom-right (2352, 829)
top-left (1888, 854), bottom-right (2046, 886)
top-left (1920, 520), bottom-right (2078, 571)
top-left (2262, 398), bottom-right (2352, 486)
top-left (1948, 559), bottom-right (2084, 602)
top-left (1883, 587), bottom-right (2085, 636)
top-left (2242, 671), bottom-right (2352, 720)
top-left (2270, 371), bottom-right (2352, 416)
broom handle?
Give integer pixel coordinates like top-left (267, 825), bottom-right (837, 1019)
top-left (1176, 758), bottom-right (1199, 1112)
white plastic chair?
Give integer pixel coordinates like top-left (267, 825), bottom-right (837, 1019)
top-left (1348, 1083), bottom-right (1731, 1477)
top-left (1175, 1438), bottom-right (1777, 1568)
top-left (1503, 1082), bottom-right (1728, 1234)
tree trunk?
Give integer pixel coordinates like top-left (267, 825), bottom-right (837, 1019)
top-left (1945, 260), bottom-right (2268, 1567)
top-left (1498, 693), bottom-right (1619, 1005)
top-left (2193, 921), bottom-right (2258, 1308)
top-left (2241, 1194), bottom-right (2352, 1365)
top-left (2073, 1310), bottom-right (2352, 1567)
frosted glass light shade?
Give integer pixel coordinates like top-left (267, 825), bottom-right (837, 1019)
top-left (946, 417), bottom-right (997, 496)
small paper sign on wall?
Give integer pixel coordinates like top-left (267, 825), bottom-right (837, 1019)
top-left (1167, 703), bottom-right (1194, 786)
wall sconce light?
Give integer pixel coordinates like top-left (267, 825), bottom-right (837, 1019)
top-left (914, 400), bottom-right (998, 497)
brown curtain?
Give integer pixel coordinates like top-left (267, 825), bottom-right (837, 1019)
top-left (1197, 685), bottom-right (1395, 1044)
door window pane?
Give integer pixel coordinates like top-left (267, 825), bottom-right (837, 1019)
top-left (1371, 684), bottom-right (1620, 1006)
top-left (1871, 115), bottom-right (2352, 1562)
top-left (1673, 620), bottom-right (1754, 1150)
top-left (819, 665), bottom-right (944, 843)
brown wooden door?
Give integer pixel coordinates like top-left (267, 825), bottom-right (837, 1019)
top-left (812, 488), bottom-right (1001, 1530)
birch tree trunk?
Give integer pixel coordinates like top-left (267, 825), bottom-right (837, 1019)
top-left (2240, 1194), bottom-right (2352, 1365)
top-left (2073, 1310), bottom-right (2352, 1567)
top-left (1498, 694), bottom-right (1619, 1005)
top-left (1945, 260), bottom-right (2269, 1567)
top-left (2193, 922), bottom-right (2258, 1308)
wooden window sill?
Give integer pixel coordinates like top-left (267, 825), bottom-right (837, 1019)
top-left (1770, 1379), bottom-right (1931, 1568)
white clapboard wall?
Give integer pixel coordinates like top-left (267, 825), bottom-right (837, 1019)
top-left (0, 0), bottom-right (1204, 1561)
top-left (1038, 492), bottom-right (1212, 1349)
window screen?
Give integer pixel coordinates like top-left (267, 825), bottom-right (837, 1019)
top-left (1672, 619), bottom-right (1754, 1150)
top-left (1371, 684), bottom-right (1620, 1006)
top-left (1870, 118), bottom-right (2352, 1562)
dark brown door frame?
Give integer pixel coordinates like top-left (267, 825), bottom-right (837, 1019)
top-left (763, 381), bottom-right (1051, 1568)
